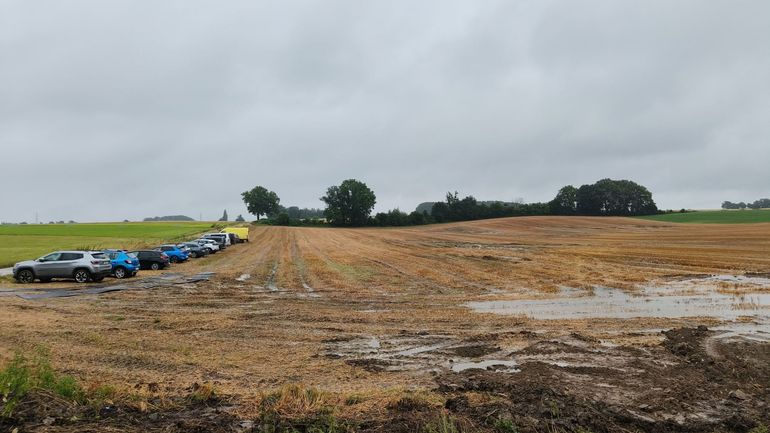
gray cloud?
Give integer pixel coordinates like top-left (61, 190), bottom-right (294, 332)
top-left (1, 0), bottom-right (769, 222)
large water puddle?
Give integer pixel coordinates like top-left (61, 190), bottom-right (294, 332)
top-left (466, 277), bottom-right (770, 322)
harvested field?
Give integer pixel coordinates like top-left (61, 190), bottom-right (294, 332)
top-left (1, 216), bottom-right (769, 432)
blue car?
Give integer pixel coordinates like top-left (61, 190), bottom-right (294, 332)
top-left (156, 245), bottom-right (189, 263)
top-left (103, 249), bottom-right (140, 279)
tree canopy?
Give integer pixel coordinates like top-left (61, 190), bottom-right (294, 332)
top-left (321, 179), bottom-right (376, 226)
top-left (571, 179), bottom-right (657, 216)
top-left (549, 185), bottom-right (578, 215)
top-left (241, 186), bottom-right (280, 220)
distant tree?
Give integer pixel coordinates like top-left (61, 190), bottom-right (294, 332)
top-left (748, 198), bottom-right (770, 209)
top-left (143, 215), bottom-right (194, 222)
top-left (549, 185), bottom-right (578, 215)
top-left (576, 179), bottom-right (657, 216)
top-left (242, 186), bottom-right (280, 220)
top-left (273, 213), bottom-right (291, 226)
top-left (408, 211), bottom-right (427, 225)
top-left (321, 179), bottom-right (376, 226)
top-left (235, 214), bottom-right (245, 222)
top-left (219, 209), bottom-right (228, 222)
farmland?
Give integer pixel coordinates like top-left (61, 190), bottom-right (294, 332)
top-left (1, 217), bottom-right (769, 432)
top-left (637, 209), bottom-right (770, 224)
top-left (0, 222), bottom-right (217, 268)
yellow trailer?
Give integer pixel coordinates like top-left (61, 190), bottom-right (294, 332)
top-left (221, 227), bottom-right (250, 242)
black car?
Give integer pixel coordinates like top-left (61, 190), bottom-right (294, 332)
top-left (178, 242), bottom-right (209, 258)
top-left (129, 250), bottom-right (171, 271)
top-left (203, 234), bottom-right (228, 249)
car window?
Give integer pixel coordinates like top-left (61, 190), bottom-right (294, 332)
top-left (108, 252), bottom-right (118, 259)
top-left (127, 253), bottom-right (138, 259)
top-left (41, 252), bottom-right (61, 262)
top-left (91, 252), bottom-right (108, 260)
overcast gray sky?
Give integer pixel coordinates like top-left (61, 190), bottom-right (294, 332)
top-left (1, 1), bottom-right (769, 222)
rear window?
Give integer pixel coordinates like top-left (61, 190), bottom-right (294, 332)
top-left (91, 253), bottom-right (108, 260)
top-left (127, 253), bottom-right (138, 259)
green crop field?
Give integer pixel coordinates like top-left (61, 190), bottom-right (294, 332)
top-left (636, 209), bottom-right (770, 224)
top-left (0, 222), bottom-right (219, 268)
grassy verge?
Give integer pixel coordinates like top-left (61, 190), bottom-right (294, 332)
top-left (636, 209), bottom-right (770, 224)
top-left (0, 222), bottom-right (224, 267)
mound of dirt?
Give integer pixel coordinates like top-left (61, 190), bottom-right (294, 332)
top-left (436, 327), bottom-right (770, 433)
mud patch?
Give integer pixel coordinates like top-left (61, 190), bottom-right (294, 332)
top-left (438, 327), bottom-right (770, 432)
top-left (324, 333), bottom-right (514, 372)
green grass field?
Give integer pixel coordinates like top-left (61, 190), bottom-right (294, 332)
top-left (637, 209), bottom-right (770, 224)
top-left (0, 222), bottom-right (220, 268)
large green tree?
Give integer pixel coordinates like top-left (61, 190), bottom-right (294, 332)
top-left (241, 186), bottom-right (280, 220)
top-left (576, 179), bottom-right (657, 216)
top-left (321, 179), bottom-right (376, 226)
top-left (549, 185), bottom-right (578, 215)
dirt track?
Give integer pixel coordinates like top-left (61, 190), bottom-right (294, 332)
top-left (1, 217), bottom-right (769, 432)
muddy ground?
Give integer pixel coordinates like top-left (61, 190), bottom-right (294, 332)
top-left (1, 217), bottom-right (769, 432)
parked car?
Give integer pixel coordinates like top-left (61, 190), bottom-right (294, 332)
top-left (194, 238), bottom-right (220, 253)
top-left (203, 233), bottom-right (229, 248)
top-left (103, 249), bottom-right (140, 279)
top-left (129, 250), bottom-right (170, 270)
top-left (12, 251), bottom-right (112, 284)
top-left (225, 232), bottom-right (239, 245)
top-left (178, 242), bottom-right (209, 258)
top-left (156, 245), bottom-right (189, 263)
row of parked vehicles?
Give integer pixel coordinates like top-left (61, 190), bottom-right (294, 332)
top-left (11, 229), bottom-right (248, 284)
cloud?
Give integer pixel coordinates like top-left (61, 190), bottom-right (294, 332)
top-left (1, 0), bottom-right (768, 222)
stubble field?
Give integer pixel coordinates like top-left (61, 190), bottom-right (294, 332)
top-left (1, 216), bottom-right (769, 432)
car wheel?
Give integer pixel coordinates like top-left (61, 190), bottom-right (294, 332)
top-left (16, 269), bottom-right (35, 284)
top-left (150, 262), bottom-right (160, 271)
top-left (170, 256), bottom-right (179, 263)
top-left (73, 269), bottom-right (91, 283)
top-left (114, 267), bottom-right (126, 279)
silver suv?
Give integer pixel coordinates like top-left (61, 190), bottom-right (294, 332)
top-left (13, 251), bottom-right (113, 284)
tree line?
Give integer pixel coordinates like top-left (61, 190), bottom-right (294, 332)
top-left (241, 178), bottom-right (658, 227)
top-left (722, 198), bottom-right (770, 210)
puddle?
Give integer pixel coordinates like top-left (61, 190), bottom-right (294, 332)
top-left (236, 274), bottom-right (251, 282)
top-left (466, 286), bottom-right (770, 321)
top-left (450, 359), bottom-right (518, 372)
top-left (680, 274), bottom-right (770, 287)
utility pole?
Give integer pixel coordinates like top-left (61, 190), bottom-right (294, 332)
top-left (35, 212), bottom-right (39, 224)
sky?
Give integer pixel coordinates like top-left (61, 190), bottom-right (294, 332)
top-left (1, 1), bottom-right (769, 222)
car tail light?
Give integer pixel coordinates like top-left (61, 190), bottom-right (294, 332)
top-left (91, 260), bottom-right (100, 265)
top-left (125, 260), bottom-right (132, 264)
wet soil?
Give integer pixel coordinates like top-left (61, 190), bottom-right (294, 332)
top-left (5, 327), bottom-right (769, 432)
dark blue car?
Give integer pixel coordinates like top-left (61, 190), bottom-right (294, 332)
top-left (103, 249), bottom-right (140, 279)
top-left (156, 245), bottom-right (189, 263)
